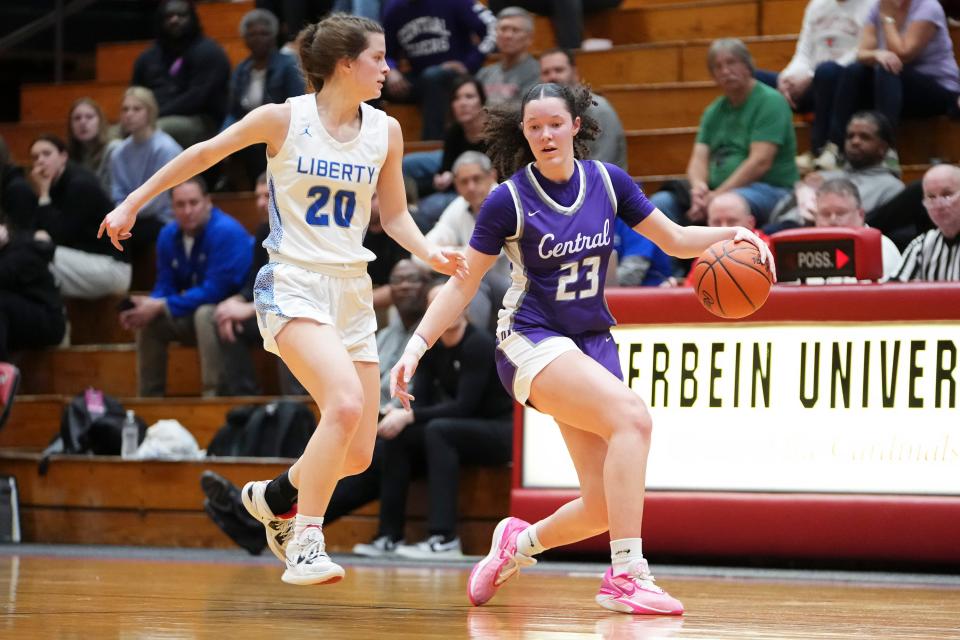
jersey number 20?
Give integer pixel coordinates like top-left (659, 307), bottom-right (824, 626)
top-left (556, 256), bottom-right (601, 301)
top-left (305, 186), bottom-right (356, 227)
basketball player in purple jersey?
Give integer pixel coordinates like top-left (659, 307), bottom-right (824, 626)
top-left (391, 83), bottom-right (775, 615)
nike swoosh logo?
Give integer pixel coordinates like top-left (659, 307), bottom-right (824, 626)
top-left (615, 578), bottom-right (636, 595)
top-left (605, 337), bottom-right (612, 342)
top-left (527, 210), bottom-right (540, 217)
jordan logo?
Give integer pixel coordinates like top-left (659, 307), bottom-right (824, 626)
top-left (301, 125), bottom-right (312, 137)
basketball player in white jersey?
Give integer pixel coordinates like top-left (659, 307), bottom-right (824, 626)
top-left (99, 14), bottom-right (465, 586)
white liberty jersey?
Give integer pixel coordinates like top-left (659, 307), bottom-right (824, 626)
top-left (264, 94), bottom-right (389, 269)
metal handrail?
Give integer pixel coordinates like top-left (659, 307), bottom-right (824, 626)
top-left (0, 0), bottom-right (100, 83)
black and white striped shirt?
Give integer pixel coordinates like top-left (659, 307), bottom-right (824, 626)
top-left (894, 230), bottom-right (960, 281)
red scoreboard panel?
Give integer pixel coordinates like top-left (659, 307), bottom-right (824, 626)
top-left (512, 284), bottom-right (960, 563)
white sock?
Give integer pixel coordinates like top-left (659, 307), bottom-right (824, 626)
top-left (294, 513), bottom-right (324, 538)
top-left (610, 537), bottom-right (643, 575)
top-left (516, 524), bottom-right (546, 558)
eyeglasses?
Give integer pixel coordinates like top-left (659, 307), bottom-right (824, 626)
top-left (922, 192), bottom-right (960, 208)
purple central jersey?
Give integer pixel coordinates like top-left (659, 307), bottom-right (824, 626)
top-left (470, 160), bottom-right (655, 337)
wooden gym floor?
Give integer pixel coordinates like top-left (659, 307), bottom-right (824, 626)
top-left (1, 546), bottom-right (958, 638)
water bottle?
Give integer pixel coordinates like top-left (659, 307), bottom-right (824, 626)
top-left (121, 410), bottom-right (139, 459)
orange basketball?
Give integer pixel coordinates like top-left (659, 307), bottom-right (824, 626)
top-left (691, 239), bottom-right (772, 319)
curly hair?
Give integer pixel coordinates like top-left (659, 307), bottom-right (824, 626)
top-left (483, 82), bottom-right (599, 178)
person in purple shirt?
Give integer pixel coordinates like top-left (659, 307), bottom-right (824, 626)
top-left (824, 0), bottom-right (960, 159)
top-left (381, 0), bottom-right (496, 139)
top-left (389, 83), bottom-right (774, 615)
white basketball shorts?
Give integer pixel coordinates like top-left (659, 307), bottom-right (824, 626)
top-left (253, 260), bottom-right (378, 363)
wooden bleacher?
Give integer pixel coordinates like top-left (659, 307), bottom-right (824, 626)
top-left (1, 450), bottom-right (509, 551)
top-left (0, 396), bottom-right (320, 450)
top-left (1, 0), bottom-right (956, 555)
top-left (0, 392), bottom-right (508, 552)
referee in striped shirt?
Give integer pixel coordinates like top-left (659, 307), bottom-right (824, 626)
top-left (894, 164), bottom-right (960, 282)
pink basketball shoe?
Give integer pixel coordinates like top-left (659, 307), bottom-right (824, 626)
top-left (467, 517), bottom-right (535, 606)
top-left (595, 559), bottom-right (684, 615)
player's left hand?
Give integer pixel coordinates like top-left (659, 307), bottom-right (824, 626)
top-left (733, 227), bottom-right (777, 282)
top-left (427, 248), bottom-right (468, 279)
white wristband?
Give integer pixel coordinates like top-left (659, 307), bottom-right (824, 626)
top-left (405, 333), bottom-right (429, 359)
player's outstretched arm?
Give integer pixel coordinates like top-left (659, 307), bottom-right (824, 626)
top-left (390, 247), bottom-right (498, 408)
top-left (636, 209), bottom-right (776, 280)
top-left (377, 117), bottom-right (467, 279)
top-left (97, 103), bottom-right (290, 250)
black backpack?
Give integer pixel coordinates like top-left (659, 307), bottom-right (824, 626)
top-left (206, 400), bottom-right (315, 458)
top-left (39, 391), bottom-right (146, 475)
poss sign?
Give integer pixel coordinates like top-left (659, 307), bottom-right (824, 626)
top-left (771, 228), bottom-right (881, 282)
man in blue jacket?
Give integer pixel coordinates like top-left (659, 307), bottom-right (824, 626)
top-left (119, 177), bottom-right (253, 396)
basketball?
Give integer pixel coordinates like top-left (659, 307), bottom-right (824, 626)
top-left (692, 239), bottom-right (773, 319)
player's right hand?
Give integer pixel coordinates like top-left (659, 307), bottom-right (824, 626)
top-left (390, 353), bottom-right (420, 411)
top-left (427, 248), bottom-right (469, 280)
top-left (97, 203), bottom-right (137, 251)
top-left (733, 227), bottom-right (777, 282)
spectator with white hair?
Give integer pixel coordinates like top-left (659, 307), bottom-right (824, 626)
top-left (415, 151), bottom-right (510, 330)
top-left (488, 0), bottom-right (624, 49)
top-left (477, 7), bottom-right (541, 107)
top-left (894, 164), bottom-right (960, 281)
top-left (226, 10), bottom-right (305, 129)
top-left (813, 177), bottom-right (902, 282)
top-left (222, 8), bottom-right (305, 189)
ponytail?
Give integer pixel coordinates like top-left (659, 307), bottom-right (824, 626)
top-left (297, 14), bottom-right (384, 92)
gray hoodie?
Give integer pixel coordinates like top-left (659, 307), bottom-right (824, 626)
top-left (767, 162), bottom-right (904, 227)
top-left (819, 163), bottom-right (905, 212)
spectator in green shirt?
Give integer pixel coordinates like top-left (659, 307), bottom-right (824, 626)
top-left (649, 38), bottom-right (798, 227)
